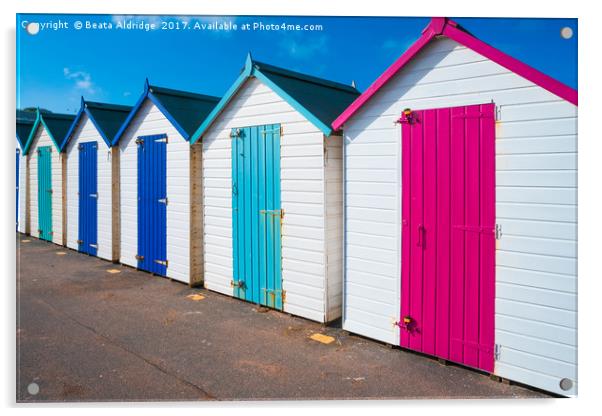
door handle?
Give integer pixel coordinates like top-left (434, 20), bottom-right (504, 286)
top-left (417, 224), bottom-right (425, 248)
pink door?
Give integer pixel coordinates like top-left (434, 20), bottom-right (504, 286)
top-left (400, 103), bottom-right (496, 372)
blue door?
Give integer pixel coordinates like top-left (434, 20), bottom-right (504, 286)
top-left (232, 124), bottom-right (283, 309)
top-left (16, 148), bottom-right (19, 228)
top-left (78, 141), bottom-right (98, 256)
top-left (137, 134), bottom-right (167, 276)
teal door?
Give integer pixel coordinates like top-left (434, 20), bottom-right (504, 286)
top-left (232, 124), bottom-right (283, 309)
top-left (37, 146), bottom-right (53, 241)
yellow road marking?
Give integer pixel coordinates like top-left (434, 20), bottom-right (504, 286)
top-left (310, 333), bottom-right (335, 345)
top-left (106, 269), bottom-right (121, 274)
top-left (22, 239), bottom-right (31, 243)
top-left (56, 252), bottom-right (66, 256)
top-left (187, 294), bottom-right (205, 301)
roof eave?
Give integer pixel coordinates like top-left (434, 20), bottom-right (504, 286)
top-left (332, 17), bottom-right (578, 131)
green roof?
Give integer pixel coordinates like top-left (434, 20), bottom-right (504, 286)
top-left (149, 85), bottom-right (221, 136)
top-left (190, 54), bottom-right (362, 143)
top-left (42, 112), bottom-right (76, 144)
top-left (85, 101), bottom-right (132, 142)
top-left (253, 60), bottom-right (361, 129)
top-left (16, 110), bottom-right (36, 148)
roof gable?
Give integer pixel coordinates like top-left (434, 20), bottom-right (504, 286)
top-left (16, 110), bottom-right (36, 149)
top-left (23, 109), bottom-right (76, 155)
top-left (61, 98), bottom-right (133, 150)
top-left (332, 17), bottom-right (578, 130)
top-left (112, 80), bottom-right (220, 145)
top-left (190, 54), bottom-right (361, 144)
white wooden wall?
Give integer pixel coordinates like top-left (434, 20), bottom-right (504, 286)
top-left (65, 114), bottom-right (114, 261)
top-left (118, 99), bottom-right (192, 284)
top-left (17, 139), bottom-right (27, 234)
top-left (27, 125), bottom-right (64, 245)
top-left (201, 77), bottom-right (342, 322)
top-left (342, 37), bottom-right (577, 396)
top-left (324, 134), bottom-right (343, 321)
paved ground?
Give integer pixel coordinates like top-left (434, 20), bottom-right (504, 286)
top-left (16, 234), bottom-right (550, 402)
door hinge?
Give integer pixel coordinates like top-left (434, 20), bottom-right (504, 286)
top-left (230, 280), bottom-right (245, 288)
top-left (135, 138), bottom-right (144, 145)
top-left (495, 224), bottom-right (502, 240)
top-left (494, 344), bottom-right (502, 361)
top-left (155, 137), bottom-right (168, 143)
top-left (157, 198), bottom-right (168, 205)
top-left (78, 144), bottom-right (83, 151)
top-left (76, 239), bottom-right (83, 244)
top-left (46, 189), bottom-right (53, 194)
top-left (280, 125), bottom-right (283, 137)
top-left (154, 259), bottom-right (168, 267)
top-left (495, 106), bottom-right (501, 121)
top-left (90, 244), bottom-right (98, 249)
top-left (90, 193), bottom-right (98, 199)
top-left (135, 254), bottom-right (144, 261)
top-left (230, 129), bottom-right (241, 138)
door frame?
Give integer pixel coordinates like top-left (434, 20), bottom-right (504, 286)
top-left (399, 103), bottom-right (496, 372)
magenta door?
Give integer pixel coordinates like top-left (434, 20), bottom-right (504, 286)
top-left (400, 103), bottom-right (496, 372)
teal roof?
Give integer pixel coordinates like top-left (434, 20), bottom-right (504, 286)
top-left (253, 60), bottom-right (360, 130)
top-left (23, 110), bottom-right (76, 155)
top-left (16, 110), bottom-right (36, 149)
top-left (190, 54), bottom-right (361, 144)
top-left (148, 85), bottom-right (221, 136)
top-left (85, 101), bottom-right (132, 141)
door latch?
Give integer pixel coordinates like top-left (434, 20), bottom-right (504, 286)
top-left (395, 316), bottom-right (416, 332)
top-left (230, 280), bottom-right (245, 289)
top-left (154, 259), bottom-right (168, 267)
top-left (495, 224), bottom-right (502, 240)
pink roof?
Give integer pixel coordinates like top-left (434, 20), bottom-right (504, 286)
top-left (332, 17), bottom-right (578, 130)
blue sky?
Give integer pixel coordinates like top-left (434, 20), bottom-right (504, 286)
top-left (16, 15), bottom-right (577, 114)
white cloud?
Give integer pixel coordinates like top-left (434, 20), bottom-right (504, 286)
top-left (63, 67), bottom-right (96, 94)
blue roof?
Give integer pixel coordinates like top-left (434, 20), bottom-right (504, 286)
top-left (112, 79), bottom-right (220, 145)
top-left (190, 53), bottom-right (361, 144)
top-left (16, 110), bottom-right (36, 149)
top-left (61, 98), bottom-right (132, 149)
top-left (23, 109), bottom-right (76, 155)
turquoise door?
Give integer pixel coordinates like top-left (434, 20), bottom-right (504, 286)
top-left (37, 146), bottom-right (53, 241)
top-left (232, 124), bottom-right (283, 309)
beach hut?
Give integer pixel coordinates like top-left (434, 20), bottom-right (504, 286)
top-left (332, 17), bottom-right (578, 395)
top-left (61, 98), bottom-right (131, 260)
top-left (16, 110), bottom-right (36, 233)
top-left (112, 80), bottom-right (219, 285)
top-left (189, 55), bottom-right (360, 323)
top-left (23, 110), bottom-right (76, 245)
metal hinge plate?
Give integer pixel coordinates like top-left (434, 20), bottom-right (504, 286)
top-left (155, 137), bottom-right (168, 143)
top-left (154, 259), bottom-right (168, 267)
top-left (494, 344), bottom-right (502, 360)
top-left (135, 254), bottom-right (144, 261)
top-left (495, 224), bottom-right (502, 240)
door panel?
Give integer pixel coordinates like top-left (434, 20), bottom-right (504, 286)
top-left (37, 146), bottom-right (53, 241)
top-left (232, 124), bottom-right (282, 309)
top-left (16, 148), bottom-right (19, 228)
top-left (400, 104), bottom-right (495, 372)
top-left (78, 141), bottom-right (98, 256)
top-left (137, 134), bottom-right (167, 276)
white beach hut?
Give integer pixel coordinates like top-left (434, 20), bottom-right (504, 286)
top-left (332, 17), bottom-right (578, 395)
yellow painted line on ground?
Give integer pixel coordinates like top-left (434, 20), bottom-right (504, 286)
top-left (56, 252), bottom-right (66, 256)
top-left (187, 294), bottom-right (205, 301)
top-left (22, 239), bottom-right (31, 243)
top-left (106, 269), bottom-right (121, 274)
top-left (310, 333), bottom-right (335, 345)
